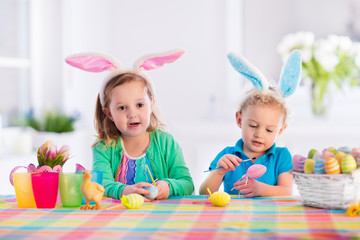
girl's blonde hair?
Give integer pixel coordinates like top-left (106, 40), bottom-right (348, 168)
top-left (93, 73), bottom-right (165, 147)
top-left (239, 88), bottom-right (290, 124)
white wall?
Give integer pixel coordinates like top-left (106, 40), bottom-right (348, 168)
top-left (62, 0), bottom-right (236, 127)
top-left (243, 0), bottom-right (355, 81)
top-left (59, 0), bottom-right (360, 126)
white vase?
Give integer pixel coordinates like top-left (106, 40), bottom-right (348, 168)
top-left (311, 83), bottom-right (332, 116)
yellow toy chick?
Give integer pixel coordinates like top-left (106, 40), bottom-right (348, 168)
top-left (80, 170), bottom-right (105, 210)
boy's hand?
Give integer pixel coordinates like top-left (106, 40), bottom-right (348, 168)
top-left (121, 182), bottom-right (153, 197)
top-left (155, 180), bottom-right (170, 200)
top-left (216, 154), bottom-right (242, 175)
top-left (233, 178), bottom-right (261, 197)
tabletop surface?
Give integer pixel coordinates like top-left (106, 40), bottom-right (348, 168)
top-left (0, 195), bottom-right (359, 240)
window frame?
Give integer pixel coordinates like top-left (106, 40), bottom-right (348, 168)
top-left (0, 0), bottom-right (44, 124)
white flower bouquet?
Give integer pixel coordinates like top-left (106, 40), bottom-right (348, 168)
top-left (278, 31), bottom-right (360, 115)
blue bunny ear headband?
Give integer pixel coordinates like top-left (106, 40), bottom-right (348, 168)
top-left (227, 50), bottom-right (302, 98)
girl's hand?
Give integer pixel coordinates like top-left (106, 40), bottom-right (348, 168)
top-left (121, 182), bottom-right (153, 197)
top-left (155, 180), bottom-right (170, 200)
top-left (216, 154), bottom-right (242, 175)
top-left (233, 178), bottom-right (261, 198)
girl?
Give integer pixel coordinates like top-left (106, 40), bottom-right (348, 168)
top-left (66, 49), bottom-right (194, 200)
top-left (200, 50), bottom-right (302, 197)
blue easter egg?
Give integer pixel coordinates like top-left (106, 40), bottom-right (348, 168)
top-left (338, 146), bottom-right (351, 154)
top-left (143, 185), bottom-right (158, 200)
top-left (314, 158), bottom-right (325, 174)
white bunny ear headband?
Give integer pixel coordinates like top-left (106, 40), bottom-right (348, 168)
top-left (65, 48), bottom-right (185, 106)
top-left (227, 49), bottom-right (302, 98)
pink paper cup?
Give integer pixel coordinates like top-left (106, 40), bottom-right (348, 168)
top-left (31, 172), bottom-right (59, 208)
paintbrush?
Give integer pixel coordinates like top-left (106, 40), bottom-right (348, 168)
top-left (145, 164), bottom-right (157, 186)
top-left (203, 157), bottom-right (255, 173)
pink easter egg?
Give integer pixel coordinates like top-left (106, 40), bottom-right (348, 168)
top-left (246, 164), bottom-right (267, 179)
top-left (355, 156), bottom-right (360, 167)
top-left (351, 147), bottom-right (360, 156)
top-left (292, 154), bottom-right (303, 171)
top-left (321, 150), bottom-right (334, 161)
top-left (351, 148), bottom-right (360, 165)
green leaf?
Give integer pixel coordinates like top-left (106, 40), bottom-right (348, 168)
top-left (23, 111), bottom-right (78, 133)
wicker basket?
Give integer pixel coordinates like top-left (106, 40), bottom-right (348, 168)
top-left (293, 168), bottom-right (360, 209)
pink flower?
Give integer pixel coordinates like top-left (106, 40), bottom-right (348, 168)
top-left (45, 144), bottom-right (58, 160)
top-left (39, 140), bottom-right (53, 155)
top-left (58, 145), bottom-right (70, 162)
top-left (37, 141), bottom-right (71, 167)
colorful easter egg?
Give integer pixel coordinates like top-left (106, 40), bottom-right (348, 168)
top-left (321, 150), bottom-right (334, 161)
top-left (292, 154), bottom-right (303, 171)
top-left (304, 159), bottom-right (315, 174)
top-left (351, 147), bottom-right (360, 156)
top-left (297, 157), bottom-right (307, 173)
top-left (351, 148), bottom-right (360, 166)
top-left (338, 146), bottom-right (351, 154)
top-left (340, 154), bottom-right (357, 174)
top-left (209, 191), bottom-right (231, 207)
top-left (324, 157), bottom-right (340, 174)
top-left (143, 185), bottom-right (158, 200)
top-left (335, 151), bottom-right (345, 163)
top-left (355, 156), bottom-right (360, 167)
top-left (308, 149), bottom-right (317, 159)
top-left (121, 193), bottom-right (144, 209)
top-left (314, 158), bottom-right (325, 174)
top-left (246, 164), bottom-right (267, 178)
top-left (312, 151), bottom-right (321, 161)
top-left (327, 147), bottom-right (338, 155)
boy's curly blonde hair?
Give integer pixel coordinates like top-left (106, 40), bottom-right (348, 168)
top-left (93, 72), bottom-right (165, 147)
top-left (239, 87), bottom-right (290, 124)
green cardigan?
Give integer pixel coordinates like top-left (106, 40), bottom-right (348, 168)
top-left (92, 129), bottom-right (194, 199)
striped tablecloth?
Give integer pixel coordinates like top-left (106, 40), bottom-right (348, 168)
top-left (0, 195), bottom-right (359, 239)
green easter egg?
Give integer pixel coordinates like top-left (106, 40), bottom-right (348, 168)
top-left (327, 147), bottom-right (338, 155)
top-left (308, 149), bottom-right (317, 159)
top-left (340, 154), bottom-right (357, 174)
